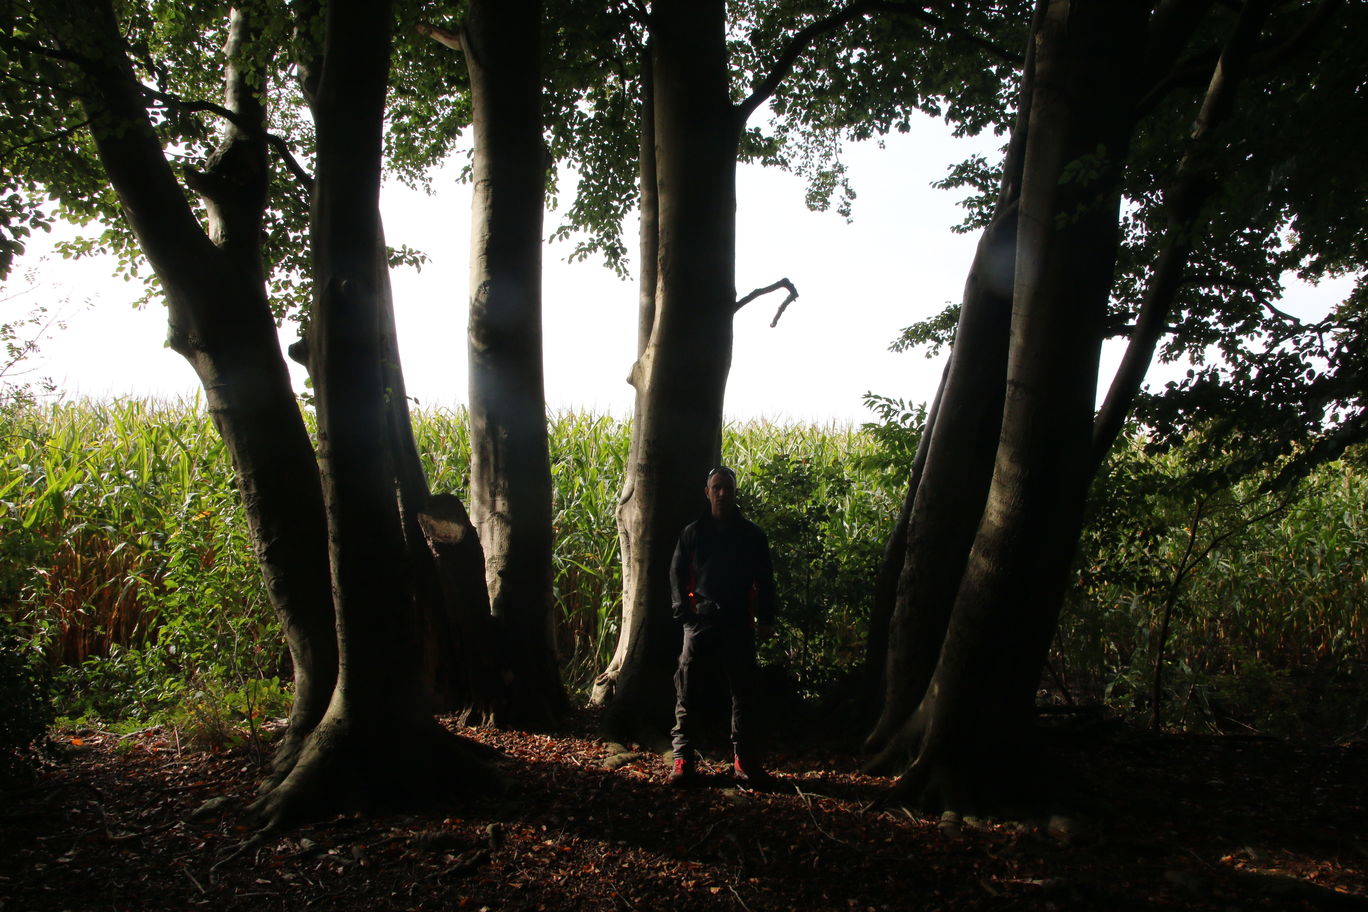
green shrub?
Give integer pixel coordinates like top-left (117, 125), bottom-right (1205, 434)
top-left (728, 420), bottom-right (905, 700)
top-left (0, 618), bottom-right (52, 787)
top-left (1058, 440), bottom-right (1368, 739)
top-left (165, 675), bottom-right (292, 753)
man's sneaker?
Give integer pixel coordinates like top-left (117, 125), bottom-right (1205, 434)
top-left (733, 753), bottom-right (776, 788)
top-left (667, 757), bottom-right (697, 788)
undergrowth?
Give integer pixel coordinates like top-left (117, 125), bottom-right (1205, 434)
top-left (2, 397), bottom-right (1365, 744)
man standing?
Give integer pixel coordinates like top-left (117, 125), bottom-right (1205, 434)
top-left (667, 466), bottom-right (777, 787)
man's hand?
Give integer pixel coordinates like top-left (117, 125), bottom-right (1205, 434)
top-left (756, 623), bottom-right (775, 640)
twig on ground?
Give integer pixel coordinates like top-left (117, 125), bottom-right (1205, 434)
top-left (686, 820), bottom-right (721, 854)
top-left (728, 883), bottom-right (754, 911)
top-left (795, 785), bottom-right (849, 844)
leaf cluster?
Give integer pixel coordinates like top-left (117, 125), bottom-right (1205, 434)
top-left (1103, 3), bottom-right (1368, 484)
top-left (881, 2), bottom-right (1368, 490)
top-left (744, 0), bottom-right (1026, 217)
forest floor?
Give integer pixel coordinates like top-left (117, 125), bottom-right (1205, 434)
top-left (1, 708), bottom-right (1365, 911)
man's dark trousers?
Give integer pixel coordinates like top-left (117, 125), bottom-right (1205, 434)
top-left (671, 623), bottom-right (757, 761)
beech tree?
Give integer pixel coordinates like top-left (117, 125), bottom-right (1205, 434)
top-left (12, 0), bottom-right (341, 787)
top-left (2, 0), bottom-right (508, 817)
top-left (589, 0), bottom-right (1025, 747)
top-left (863, 0), bottom-right (1364, 813)
top-left (255, 0), bottom-right (498, 825)
top-left (418, 0), bottom-right (566, 729)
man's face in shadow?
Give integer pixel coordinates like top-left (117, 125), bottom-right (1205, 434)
top-left (705, 471), bottom-right (737, 520)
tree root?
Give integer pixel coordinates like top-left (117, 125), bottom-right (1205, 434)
top-left (248, 713), bottom-right (503, 832)
top-left (256, 725), bottom-right (307, 795)
top-left (598, 701), bottom-right (672, 756)
top-left (889, 742), bottom-right (1054, 820)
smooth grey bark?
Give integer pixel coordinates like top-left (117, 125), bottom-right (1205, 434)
top-left (61, 2), bottom-right (336, 784)
top-left (594, 0), bottom-right (738, 746)
top-left (462, 0), bottom-right (565, 727)
top-left (591, 0), bottom-right (884, 747)
top-left (862, 0), bottom-right (1316, 814)
top-left (292, 19), bottom-right (501, 724)
top-left (862, 203), bottom-right (1019, 762)
top-left (1091, 0), bottom-right (1272, 467)
top-left (862, 0), bottom-right (1045, 760)
top-left (417, 492), bottom-right (502, 722)
top-left (253, 0), bottom-right (492, 827)
top-left (635, 44), bottom-right (659, 360)
top-left (374, 236), bottom-right (501, 721)
top-left (877, 0), bottom-right (1150, 813)
top-left (859, 360), bottom-right (945, 723)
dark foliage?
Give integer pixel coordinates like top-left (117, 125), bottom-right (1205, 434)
top-left (0, 617), bottom-right (52, 788)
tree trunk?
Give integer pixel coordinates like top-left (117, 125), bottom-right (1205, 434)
top-left (879, 0), bottom-right (1148, 814)
top-left (591, 0), bottom-right (738, 747)
top-left (863, 0), bottom-right (1045, 762)
top-left (1091, 0), bottom-right (1273, 467)
top-left (635, 43), bottom-right (659, 360)
top-left (417, 493), bottom-right (503, 722)
top-left (462, 0), bottom-right (565, 728)
top-left (252, 0), bottom-right (493, 827)
top-left (863, 204), bottom-right (1018, 762)
top-left (858, 361), bottom-right (944, 724)
top-left (62, 2), bottom-right (337, 785)
top-left (373, 237), bottom-right (502, 722)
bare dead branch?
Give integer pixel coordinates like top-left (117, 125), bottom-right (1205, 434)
top-left (734, 277), bottom-right (799, 328)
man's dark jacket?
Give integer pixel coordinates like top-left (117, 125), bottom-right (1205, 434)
top-left (669, 512), bottom-right (776, 630)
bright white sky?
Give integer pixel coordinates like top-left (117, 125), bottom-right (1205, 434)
top-left (5, 112), bottom-right (1354, 425)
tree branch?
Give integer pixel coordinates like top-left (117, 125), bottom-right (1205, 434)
top-left (0, 117), bottom-right (94, 169)
top-left (736, 0), bottom-right (877, 124)
top-left (5, 32), bottom-right (313, 192)
top-left (734, 278), bottom-right (799, 328)
top-left (141, 85), bottom-right (314, 194)
top-left (415, 22), bottom-right (464, 51)
top-left (265, 135), bottom-right (315, 193)
top-left (866, 1), bottom-right (1022, 66)
top-left (1092, 0), bottom-right (1273, 468)
top-left (736, 0), bottom-right (1022, 125)
top-left (1270, 414), bottom-right (1368, 490)
top-left (1138, 0), bottom-right (1341, 118)
top-left (1249, 0), bottom-right (1342, 71)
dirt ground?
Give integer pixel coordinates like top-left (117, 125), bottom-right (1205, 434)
top-left (2, 710), bottom-right (1364, 911)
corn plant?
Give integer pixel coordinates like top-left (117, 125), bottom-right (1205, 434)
top-left (7, 397), bottom-right (1365, 738)
top-left (2, 397), bottom-right (279, 721)
top-left (546, 411), bottom-right (630, 694)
